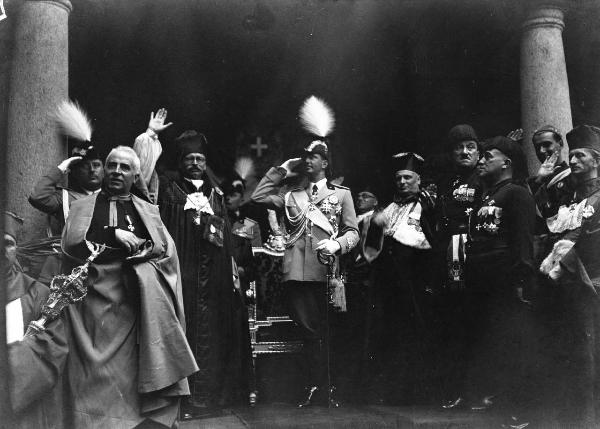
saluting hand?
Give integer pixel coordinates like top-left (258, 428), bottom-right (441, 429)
top-left (316, 239), bottom-right (341, 255)
top-left (115, 229), bottom-right (146, 254)
top-left (148, 108), bottom-right (173, 133)
top-left (507, 128), bottom-right (523, 142)
top-left (536, 152), bottom-right (560, 181)
top-left (280, 158), bottom-right (303, 177)
top-left (58, 156), bottom-right (83, 173)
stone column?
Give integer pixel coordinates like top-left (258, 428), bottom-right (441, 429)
top-left (6, 0), bottom-right (72, 242)
top-left (520, 1), bottom-right (572, 175)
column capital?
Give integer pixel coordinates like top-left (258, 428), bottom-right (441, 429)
top-left (522, 2), bottom-right (568, 32)
top-left (26, 0), bottom-right (73, 13)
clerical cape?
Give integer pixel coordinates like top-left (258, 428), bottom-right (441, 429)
top-left (61, 192), bottom-right (198, 429)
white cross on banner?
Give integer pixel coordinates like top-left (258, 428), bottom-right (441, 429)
top-left (0, 0), bottom-right (6, 22)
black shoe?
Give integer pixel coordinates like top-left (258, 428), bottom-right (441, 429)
top-left (442, 396), bottom-right (466, 410)
top-left (470, 395), bottom-right (495, 412)
top-left (298, 386), bottom-right (320, 408)
top-left (180, 403), bottom-right (222, 421)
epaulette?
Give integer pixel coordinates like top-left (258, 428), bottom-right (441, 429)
top-left (328, 182), bottom-right (349, 190)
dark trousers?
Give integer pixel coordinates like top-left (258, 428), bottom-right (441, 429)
top-left (558, 282), bottom-right (600, 428)
top-left (463, 253), bottom-right (532, 408)
top-left (331, 274), bottom-right (372, 401)
top-left (284, 281), bottom-right (331, 387)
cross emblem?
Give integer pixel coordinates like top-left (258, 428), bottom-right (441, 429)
top-left (250, 136), bottom-right (268, 158)
top-left (320, 200), bottom-right (333, 214)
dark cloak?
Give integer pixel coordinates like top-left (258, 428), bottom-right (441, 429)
top-left (158, 172), bottom-right (248, 406)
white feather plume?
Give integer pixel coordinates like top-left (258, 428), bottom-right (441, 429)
top-left (234, 156), bottom-right (255, 180)
top-left (54, 100), bottom-right (93, 142)
top-left (299, 96), bottom-right (335, 138)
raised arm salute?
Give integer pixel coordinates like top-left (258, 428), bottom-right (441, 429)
top-left (252, 96), bottom-right (358, 408)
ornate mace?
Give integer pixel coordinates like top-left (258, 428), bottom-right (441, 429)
top-left (25, 240), bottom-right (106, 337)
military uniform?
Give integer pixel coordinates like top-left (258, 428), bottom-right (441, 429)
top-left (252, 167), bottom-right (359, 282)
top-left (437, 170), bottom-right (481, 289)
top-left (252, 166), bottom-right (359, 389)
top-left (338, 204), bottom-right (377, 402)
top-left (464, 178), bottom-right (535, 407)
top-left (434, 170), bottom-right (481, 402)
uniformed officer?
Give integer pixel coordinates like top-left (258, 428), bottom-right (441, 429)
top-left (528, 125), bottom-right (573, 232)
top-left (435, 124), bottom-right (483, 409)
top-left (462, 137), bottom-right (535, 423)
top-left (436, 124), bottom-right (482, 289)
top-left (251, 130), bottom-right (359, 407)
top-left (526, 127), bottom-right (577, 417)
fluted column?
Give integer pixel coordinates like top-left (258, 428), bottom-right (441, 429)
top-left (6, 0), bottom-right (72, 241)
top-left (520, 1), bottom-right (572, 174)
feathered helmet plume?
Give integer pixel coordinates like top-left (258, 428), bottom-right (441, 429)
top-left (231, 156), bottom-right (255, 192)
top-left (54, 100), bottom-right (98, 159)
top-left (299, 95), bottom-right (335, 158)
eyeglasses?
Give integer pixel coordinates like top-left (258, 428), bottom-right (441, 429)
top-left (357, 192), bottom-right (376, 199)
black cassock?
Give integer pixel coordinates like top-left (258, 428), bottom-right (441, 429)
top-left (158, 173), bottom-right (248, 407)
top-left (365, 192), bottom-right (437, 404)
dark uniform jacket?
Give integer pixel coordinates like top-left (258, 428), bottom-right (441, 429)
top-left (437, 169), bottom-right (481, 239)
top-left (252, 167), bottom-right (359, 282)
top-left (28, 167), bottom-right (93, 234)
top-left (467, 180), bottom-right (535, 292)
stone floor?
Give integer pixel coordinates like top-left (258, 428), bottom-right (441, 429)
top-left (178, 403), bottom-right (562, 429)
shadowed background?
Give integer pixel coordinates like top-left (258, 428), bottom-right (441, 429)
top-left (47, 0), bottom-right (600, 199)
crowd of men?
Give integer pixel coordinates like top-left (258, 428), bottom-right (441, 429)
top-left (4, 98), bottom-right (600, 429)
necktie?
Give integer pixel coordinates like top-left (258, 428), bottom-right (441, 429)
top-left (311, 184), bottom-right (319, 201)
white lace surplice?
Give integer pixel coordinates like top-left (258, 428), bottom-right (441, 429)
top-left (546, 199), bottom-right (591, 234)
top-left (383, 201), bottom-right (431, 250)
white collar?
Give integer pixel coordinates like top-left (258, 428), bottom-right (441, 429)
top-left (309, 178), bottom-right (327, 192)
top-left (84, 188), bottom-right (101, 196)
top-left (357, 210), bottom-right (374, 224)
top-left (184, 177), bottom-right (204, 190)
